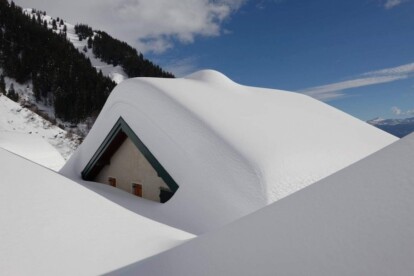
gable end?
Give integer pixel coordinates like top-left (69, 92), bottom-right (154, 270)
top-left (81, 117), bottom-right (179, 193)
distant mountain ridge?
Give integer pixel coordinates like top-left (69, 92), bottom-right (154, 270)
top-left (367, 117), bottom-right (414, 138)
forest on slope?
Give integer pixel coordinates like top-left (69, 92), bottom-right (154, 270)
top-left (0, 0), bottom-right (173, 123)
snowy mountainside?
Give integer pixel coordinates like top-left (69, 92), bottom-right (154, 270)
top-left (368, 117), bottom-right (414, 138)
top-left (0, 8), bottom-right (124, 161)
top-left (0, 93), bottom-right (79, 162)
top-left (23, 8), bottom-right (128, 84)
top-left (0, 6), bottom-right (167, 166)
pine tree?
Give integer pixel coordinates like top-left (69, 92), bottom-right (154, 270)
top-left (87, 37), bottom-right (93, 49)
top-left (7, 83), bottom-right (19, 102)
top-left (0, 74), bottom-right (5, 94)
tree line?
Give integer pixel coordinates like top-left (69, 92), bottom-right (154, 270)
top-left (75, 25), bottom-right (174, 78)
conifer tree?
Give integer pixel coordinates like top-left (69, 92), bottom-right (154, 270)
top-left (7, 83), bottom-right (18, 102)
top-left (87, 37), bottom-right (92, 49)
top-left (0, 74), bottom-right (5, 93)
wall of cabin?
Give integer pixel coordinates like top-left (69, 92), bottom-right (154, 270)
top-left (94, 137), bottom-right (170, 202)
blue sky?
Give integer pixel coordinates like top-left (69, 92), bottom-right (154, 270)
top-left (148, 0), bottom-right (414, 121)
top-left (14, 0), bottom-right (414, 121)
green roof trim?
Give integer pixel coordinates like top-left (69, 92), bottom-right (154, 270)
top-left (81, 117), bottom-right (179, 193)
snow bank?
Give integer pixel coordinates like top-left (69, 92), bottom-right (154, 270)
top-left (61, 70), bottom-right (397, 234)
top-left (0, 131), bottom-right (64, 171)
top-left (0, 94), bottom-right (78, 162)
top-left (118, 133), bottom-right (414, 276)
top-left (0, 149), bottom-right (193, 276)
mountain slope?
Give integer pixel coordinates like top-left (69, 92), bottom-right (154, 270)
top-left (368, 117), bottom-right (414, 138)
top-left (0, 1), bottom-right (115, 122)
top-left (0, 1), bottom-right (173, 124)
top-left (23, 9), bottom-right (127, 84)
top-left (0, 93), bottom-right (78, 163)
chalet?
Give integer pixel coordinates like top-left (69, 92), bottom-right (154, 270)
top-left (81, 117), bottom-right (178, 203)
top-left (61, 70), bottom-right (396, 233)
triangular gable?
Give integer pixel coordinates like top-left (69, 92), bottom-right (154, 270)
top-left (81, 117), bottom-right (179, 193)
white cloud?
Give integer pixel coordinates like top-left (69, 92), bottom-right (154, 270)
top-left (255, 0), bottom-right (285, 10)
top-left (362, 62), bottom-right (414, 77)
top-left (301, 75), bottom-right (407, 101)
top-left (391, 106), bottom-right (414, 116)
top-left (384, 0), bottom-right (404, 9)
top-left (301, 62), bottom-right (414, 102)
top-left (13, 0), bottom-right (247, 53)
top-left (391, 106), bottom-right (402, 115)
top-left (163, 57), bottom-right (200, 77)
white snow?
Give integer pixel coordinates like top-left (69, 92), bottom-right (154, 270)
top-left (0, 131), bottom-right (64, 171)
top-left (0, 69), bottom-right (58, 122)
top-left (0, 94), bottom-right (78, 167)
top-left (0, 9), bottom-right (129, 168)
top-left (0, 148), bottom-right (194, 275)
top-left (119, 132), bottom-right (414, 276)
top-left (61, 70), bottom-right (397, 234)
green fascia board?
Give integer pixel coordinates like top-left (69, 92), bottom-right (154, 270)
top-left (81, 117), bottom-right (179, 193)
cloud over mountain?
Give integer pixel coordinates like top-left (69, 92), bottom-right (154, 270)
top-left (14, 0), bottom-right (246, 53)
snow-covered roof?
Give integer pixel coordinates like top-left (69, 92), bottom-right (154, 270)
top-left (0, 131), bottom-right (64, 171)
top-left (61, 70), bottom-right (397, 234)
top-left (0, 149), bottom-right (193, 275)
top-left (117, 132), bottom-right (414, 276)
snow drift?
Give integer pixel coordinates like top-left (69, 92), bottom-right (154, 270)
top-left (0, 149), bottom-right (193, 276)
top-left (117, 132), bottom-right (414, 276)
top-left (0, 131), bottom-right (64, 171)
top-left (61, 70), bottom-right (397, 234)
top-left (0, 94), bottom-right (78, 166)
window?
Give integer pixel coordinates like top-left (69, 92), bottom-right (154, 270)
top-left (108, 177), bottom-right (116, 187)
top-left (132, 183), bottom-right (142, 197)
